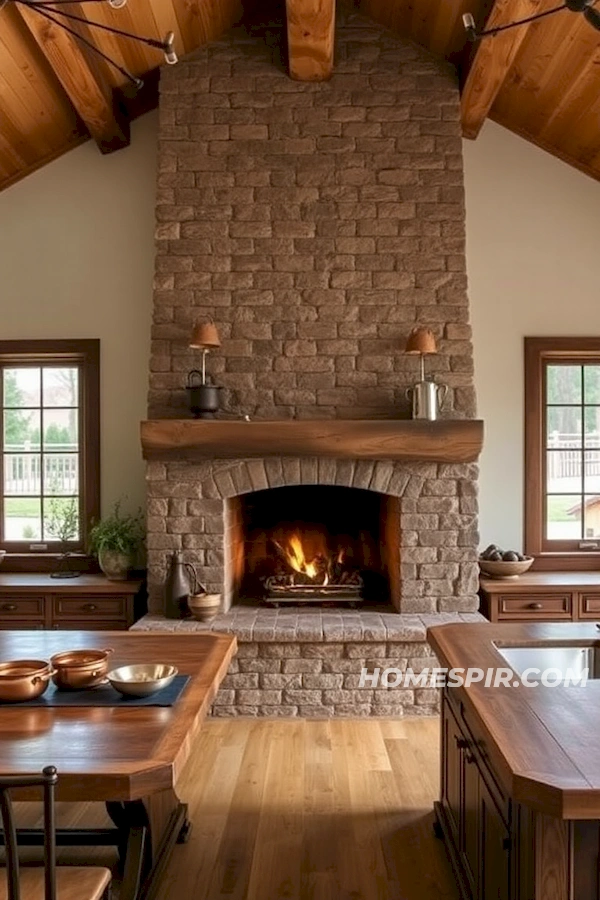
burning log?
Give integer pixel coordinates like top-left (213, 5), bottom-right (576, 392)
top-left (264, 530), bottom-right (364, 605)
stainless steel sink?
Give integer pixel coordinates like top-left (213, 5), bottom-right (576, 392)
top-left (495, 644), bottom-right (600, 682)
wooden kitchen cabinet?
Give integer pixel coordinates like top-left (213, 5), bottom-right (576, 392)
top-left (480, 571), bottom-right (600, 622)
top-left (0, 574), bottom-right (143, 630)
top-left (431, 622), bottom-right (600, 900)
top-left (438, 692), bottom-right (510, 900)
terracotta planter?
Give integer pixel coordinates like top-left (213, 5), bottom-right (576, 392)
top-left (98, 549), bottom-right (132, 581)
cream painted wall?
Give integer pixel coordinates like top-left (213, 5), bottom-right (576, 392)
top-left (465, 120), bottom-right (600, 552)
top-left (2, 111), bottom-right (599, 549)
top-left (0, 113), bottom-right (157, 515)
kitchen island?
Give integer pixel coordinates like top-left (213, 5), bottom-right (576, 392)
top-left (428, 621), bottom-right (600, 900)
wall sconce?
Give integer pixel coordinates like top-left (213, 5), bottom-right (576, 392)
top-left (187, 321), bottom-right (222, 419)
top-left (404, 327), bottom-right (448, 421)
top-left (405, 327), bottom-right (438, 380)
top-left (189, 321), bottom-right (221, 383)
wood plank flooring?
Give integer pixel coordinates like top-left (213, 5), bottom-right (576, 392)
top-left (159, 718), bottom-right (458, 900)
top-left (14, 718), bottom-right (459, 900)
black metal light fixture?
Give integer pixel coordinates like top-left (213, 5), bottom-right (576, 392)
top-left (0, 0), bottom-right (178, 88)
top-left (462, 0), bottom-right (600, 41)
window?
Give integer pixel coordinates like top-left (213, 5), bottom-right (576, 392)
top-left (0, 340), bottom-right (99, 556)
top-left (525, 337), bottom-right (600, 563)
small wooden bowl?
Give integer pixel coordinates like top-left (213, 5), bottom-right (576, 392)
top-left (0, 660), bottom-right (54, 703)
top-left (50, 648), bottom-right (113, 690)
top-left (187, 592), bottom-right (221, 622)
top-left (479, 557), bottom-right (534, 579)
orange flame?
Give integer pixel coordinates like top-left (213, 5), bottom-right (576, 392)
top-left (285, 533), bottom-right (320, 580)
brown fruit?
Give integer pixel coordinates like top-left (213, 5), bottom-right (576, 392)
top-left (502, 551), bottom-right (519, 562)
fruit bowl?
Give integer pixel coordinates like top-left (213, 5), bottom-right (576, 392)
top-left (479, 557), bottom-right (534, 579)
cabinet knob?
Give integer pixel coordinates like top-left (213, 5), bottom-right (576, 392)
top-left (503, 837), bottom-right (511, 851)
top-left (465, 751), bottom-right (476, 764)
top-left (83, 603), bottom-right (98, 612)
top-left (1, 604), bottom-right (17, 612)
top-left (528, 602), bottom-right (543, 610)
top-left (455, 737), bottom-right (470, 750)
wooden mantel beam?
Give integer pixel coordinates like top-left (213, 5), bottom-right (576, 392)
top-left (141, 419), bottom-right (484, 463)
top-left (16, 3), bottom-right (129, 154)
top-left (461, 0), bottom-right (543, 139)
top-left (286, 0), bottom-right (335, 81)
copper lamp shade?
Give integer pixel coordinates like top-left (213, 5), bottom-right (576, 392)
top-left (189, 321), bottom-right (221, 349)
top-left (405, 327), bottom-right (437, 355)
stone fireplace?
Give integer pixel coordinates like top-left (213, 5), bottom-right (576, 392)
top-left (225, 482), bottom-right (401, 610)
top-left (136, 9), bottom-right (484, 716)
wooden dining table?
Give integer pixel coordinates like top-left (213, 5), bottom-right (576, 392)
top-left (0, 630), bottom-right (237, 900)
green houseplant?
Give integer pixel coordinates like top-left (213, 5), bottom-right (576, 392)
top-left (89, 501), bottom-right (145, 581)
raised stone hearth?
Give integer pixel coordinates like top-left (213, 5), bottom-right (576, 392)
top-left (133, 609), bottom-right (485, 716)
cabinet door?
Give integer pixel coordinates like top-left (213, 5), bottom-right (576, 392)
top-left (0, 619), bottom-right (45, 630)
top-left (51, 621), bottom-right (129, 631)
top-left (462, 748), bottom-right (479, 895)
top-left (479, 777), bottom-right (510, 900)
top-left (442, 698), bottom-right (463, 843)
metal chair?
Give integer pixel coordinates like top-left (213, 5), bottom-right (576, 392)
top-left (0, 766), bottom-right (111, 900)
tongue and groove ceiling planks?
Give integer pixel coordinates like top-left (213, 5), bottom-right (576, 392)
top-left (0, 0), bottom-right (599, 190)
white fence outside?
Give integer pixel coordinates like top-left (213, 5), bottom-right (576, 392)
top-left (547, 432), bottom-right (600, 481)
top-left (3, 446), bottom-right (78, 496)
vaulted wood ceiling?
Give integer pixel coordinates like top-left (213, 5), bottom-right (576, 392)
top-left (1, 0), bottom-right (600, 191)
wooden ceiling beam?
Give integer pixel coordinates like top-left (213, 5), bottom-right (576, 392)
top-left (286, 0), bottom-right (335, 82)
top-left (16, 3), bottom-right (129, 154)
top-left (461, 0), bottom-right (543, 139)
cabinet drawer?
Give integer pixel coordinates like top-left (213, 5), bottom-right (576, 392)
top-left (0, 596), bottom-right (45, 617)
top-left (497, 594), bottom-right (572, 620)
top-left (579, 593), bottom-right (600, 619)
top-left (53, 596), bottom-right (128, 620)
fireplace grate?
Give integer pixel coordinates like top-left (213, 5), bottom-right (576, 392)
top-left (264, 577), bottom-right (363, 607)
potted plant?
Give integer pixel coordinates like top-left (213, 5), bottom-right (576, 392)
top-left (46, 496), bottom-right (80, 579)
top-left (89, 501), bottom-right (145, 581)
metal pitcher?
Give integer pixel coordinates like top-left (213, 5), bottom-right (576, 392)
top-left (405, 380), bottom-right (448, 421)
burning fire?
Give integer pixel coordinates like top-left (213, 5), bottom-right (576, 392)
top-left (274, 531), bottom-right (345, 586)
top-left (286, 534), bottom-right (320, 580)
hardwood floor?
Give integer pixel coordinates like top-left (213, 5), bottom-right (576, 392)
top-left (159, 718), bottom-right (458, 900)
top-left (14, 719), bottom-right (459, 900)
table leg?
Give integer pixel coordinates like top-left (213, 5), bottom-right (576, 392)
top-left (106, 790), bottom-right (189, 900)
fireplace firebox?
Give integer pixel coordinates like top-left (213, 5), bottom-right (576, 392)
top-left (224, 486), bottom-right (401, 610)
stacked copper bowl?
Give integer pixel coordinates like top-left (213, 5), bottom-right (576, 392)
top-left (50, 649), bottom-right (113, 690)
top-left (0, 660), bottom-right (55, 702)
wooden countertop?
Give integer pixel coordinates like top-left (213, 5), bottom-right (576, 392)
top-left (0, 573), bottom-right (142, 593)
top-left (428, 621), bottom-right (600, 820)
top-left (0, 631), bottom-right (236, 802)
top-left (479, 570), bottom-right (600, 593)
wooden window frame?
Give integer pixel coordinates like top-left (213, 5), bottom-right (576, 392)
top-left (525, 336), bottom-right (600, 570)
top-left (0, 340), bottom-right (99, 570)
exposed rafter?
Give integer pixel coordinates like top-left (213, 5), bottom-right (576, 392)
top-left (461, 0), bottom-right (544, 139)
top-left (16, 1), bottom-right (129, 154)
top-left (286, 0), bottom-right (335, 81)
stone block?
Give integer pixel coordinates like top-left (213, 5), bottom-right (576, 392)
top-left (282, 659), bottom-right (323, 674)
top-left (345, 642), bottom-right (387, 658)
top-left (260, 674), bottom-right (302, 689)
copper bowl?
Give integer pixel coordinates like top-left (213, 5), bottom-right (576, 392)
top-left (0, 660), bottom-right (54, 703)
top-left (50, 648), bottom-right (113, 691)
